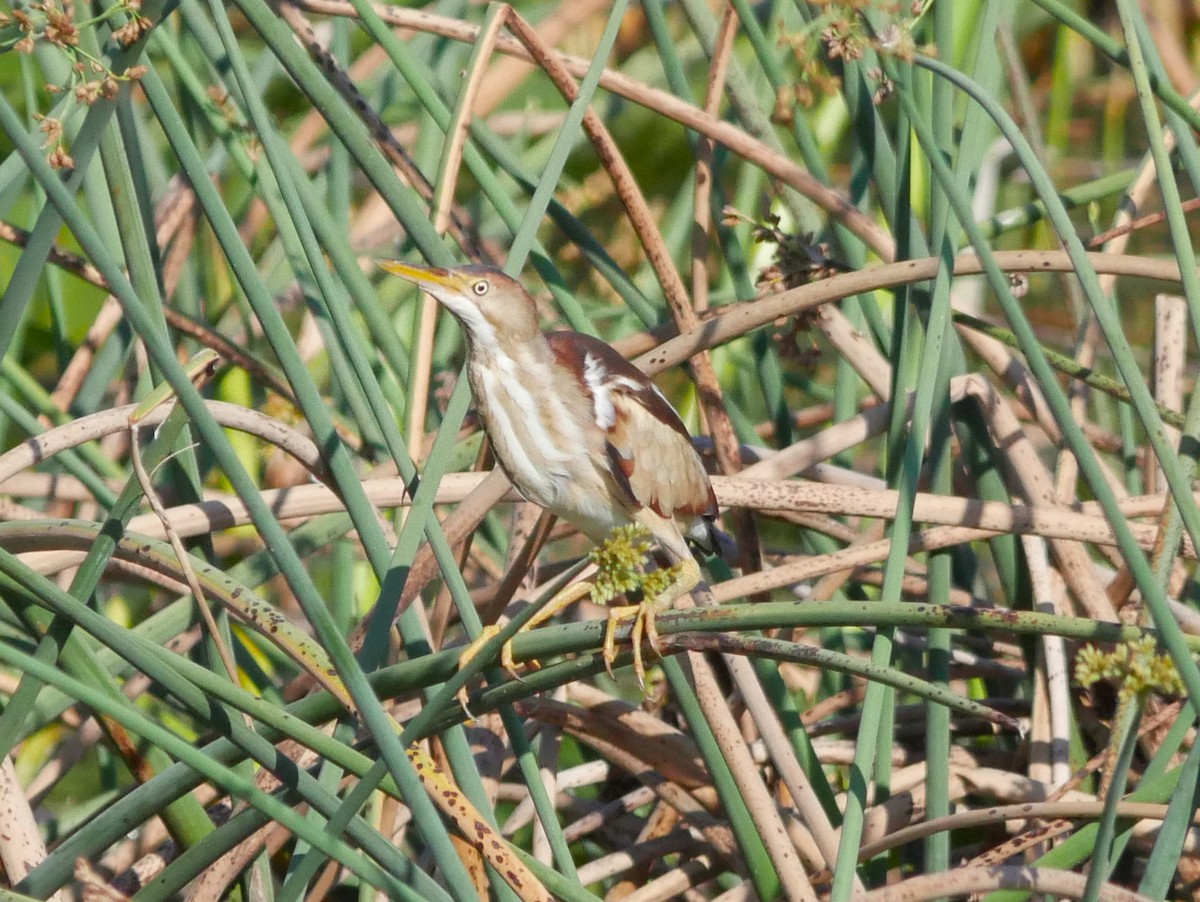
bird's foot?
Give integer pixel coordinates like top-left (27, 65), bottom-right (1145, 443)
top-left (455, 580), bottom-right (593, 713)
top-left (590, 528), bottom-right (703, 689)
top-left (602, 601), bottom-right (663, 690)
top-left (456, 625), bottom-right (530, 713)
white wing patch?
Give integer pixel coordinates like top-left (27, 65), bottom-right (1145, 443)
top-left (476, 359), bottom-right (590, 510)
top-left (583, 353), bottom-right (616, 428)
top-left (583, 352), bottom-right (645, 430)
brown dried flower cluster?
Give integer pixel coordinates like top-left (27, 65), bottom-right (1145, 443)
top-left (821, 17), bottom-right (864, 63)
top-left (34, 114), bottom-right (74, 170)
top-left (8, 8), bottom-right (37, 53)
top-left (778, 1), bottom-right (929, 113)
top-left (111, 0), bottom-right (152, 48)
top-left (721, 204), bottom-right (846, 366)
top-left (724, 206), bottom-right (847, 292)
top-left (5, 0), bottom-right (153, 83)
top-left (38, 0), bottom-right (78, 47)
top-left (5, 0), bottom-right (78, 51)
top-left (10, 0), bottom-right (154, 170)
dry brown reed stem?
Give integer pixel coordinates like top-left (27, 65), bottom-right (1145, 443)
top-left (186, 814), bottom-right (299, 901)
top-left (473, 0), bottom-right (610, 116)
top-left (690, 4), bottom-right (737, 316)
top-left (862, 865), bottom-right (1152, 902)
top-left (960, 374), bottom-right (1115, 620)
top-left (953, 325), bottom-right (1059, 441)
top-left (1071, 93), bottom-right (1200, 630)
top-left (964, 700), bottom-right (1186, 868)
top-left (8, 405), bottom-right (1198, 582)
top-left (1023, 535), bottom-right (1069, 801)
top-left (3, 399), bottom-right (1188, 557)
top-left (348, 468), bottom-right (511, 653)
top-left (0, 401), bottom-right (325, 484)
top-left (864, 801), bottom-right (1189, 864)
top-left (634, 249), bottom-right (1184, 371)
top-left (15, 475), bottom-right (1198, 607)
top-left (473, 508), bottom-right (556, 630)
top-left (673, 7), bottom-right (829, 880)
top-left (0, 758), bottom-right (62, 902)
top-left (292, 0), bottom-right (893, 258)
top-left (521, 698), bottom-right (736, 855)
top-left (672, 646), bottom-right (815, 894)
top-left (1152, 294), bottom-right (1187, 494)
top-left (1088, 196), bottom-right (1200, 248)
top-left (0, 219), bottom-right (105, 284)
top-left (607, 247), bottom-right (1181, 360)
top-left (576, 834), bottom-right (715, 891)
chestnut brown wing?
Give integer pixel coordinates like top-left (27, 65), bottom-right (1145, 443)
top-left (547, 331), bottom-right (717, 521)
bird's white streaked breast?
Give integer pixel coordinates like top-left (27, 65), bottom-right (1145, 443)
top-left (475, 357), bottom-right (584, 509)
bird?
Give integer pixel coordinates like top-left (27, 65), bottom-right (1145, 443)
top-left (378, 260), bottom-right (724, 688)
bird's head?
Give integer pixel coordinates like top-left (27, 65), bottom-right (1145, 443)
top-left (378, 260), bottom-right (541, 350)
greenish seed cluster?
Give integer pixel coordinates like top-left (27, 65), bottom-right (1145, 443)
top-left (588, 525), bottom-right (681, 607)
top-left (1074, 635), bottom-right (1185, 701)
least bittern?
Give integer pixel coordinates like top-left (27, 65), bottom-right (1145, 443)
top-left (379, 261), bottom-right (724, 690)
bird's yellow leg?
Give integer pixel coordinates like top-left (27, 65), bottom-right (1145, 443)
top-left (456, 580), bottom-right (593, 710)
top-left (603, 556), bottom-right (700, 688)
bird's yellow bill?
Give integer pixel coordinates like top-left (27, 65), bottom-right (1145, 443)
top-left (377, 259), bottom-right (464, 293)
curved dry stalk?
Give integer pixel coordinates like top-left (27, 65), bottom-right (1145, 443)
top-left (859, 799), bottom-right (1188, 862)
top-left (472, 0), bottom-right (611, 117)
top-left (11, 470), bottom-right (1195, 582)
top-left (130, 358), bottom-right (233, 661)
top-left (631, 249), bottom-right (1184, 372)
top-left (862, 864), bottom-right (1152, 902)
top-left (0, 756), bottom-right (66, 902)
top-left (0, 401), bottom-right (326, 486)
top-left (689, 4), bottom-right (738, 315)
top-left (573, 831), bottom-right (707, 888)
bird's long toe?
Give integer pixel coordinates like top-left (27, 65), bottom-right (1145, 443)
top-left (456, 625), bottom-right (534, 713)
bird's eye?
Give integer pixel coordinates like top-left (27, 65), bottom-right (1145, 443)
top-left (472, 280), bottom-right (489, 297)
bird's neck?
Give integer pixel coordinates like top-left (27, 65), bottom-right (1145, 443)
top-left (466, 330), bottom-right (560, 388)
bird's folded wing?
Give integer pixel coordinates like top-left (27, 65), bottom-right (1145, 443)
top-left (604, 389), bottom-right (718, 521)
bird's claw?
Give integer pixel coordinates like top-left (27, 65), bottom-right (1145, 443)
top-left (456, 625), bottom-right (537, 714)
top-left (604, 603), bottom-right (662, 690)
